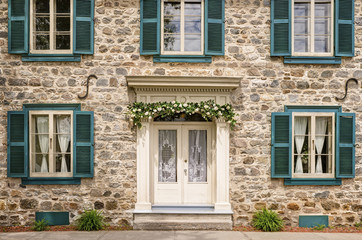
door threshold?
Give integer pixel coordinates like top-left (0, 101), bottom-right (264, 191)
top-left (133, 205), bottom-right (233, 214)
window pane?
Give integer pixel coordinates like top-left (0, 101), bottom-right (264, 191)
top-left (55, 115), bottom-right (71, 172)
top-left (185, 1), bottom-right (201, 15)
top-left (32, 115), bottom-right (49, 173)
top-left (164, 34), bottom-right (181, 51)
top-left (35, 35), bottom-right (50, 50)
top-left (185, 35), bottom-right (201, 51)
top-left (56, 17), bottom-right (70, 31)
top-left (56, 35), bottom-right (71, 49)
top-left (36, 17), bottom-right (50, 31)
top-left (164, 16), bottom-right (181, 33)
top-left (294, 37), bottom-right (309, 52)
top-left (189, 130), bottom-right (207, 182)
top-left (314, 2), bottom-right (331, 53)
top-left (294, 2), bottom-right (310, 53)
top-left (315, 117), bottom-right (332, 174)
top-left (315, 1), bottom-right (331, 17)
top-left (164, 1), bottom-right (181, 15)
top-left (294, 116), bottom-right (310, 174)
top-left (35, 0), bottom-right (49, 13)
top-left (56, 0), bottom-right (70, 13)
top-left (185, 16), bottom-right (201, 33)
top-left (315, 36), bottom-right (329, 52)
top-left (158, 130), bottom-right (177, 182)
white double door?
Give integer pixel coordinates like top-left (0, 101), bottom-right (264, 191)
top-left (153, 123), bottom-right (213, 205)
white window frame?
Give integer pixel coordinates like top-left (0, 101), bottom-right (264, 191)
top-left (292, 112), bottom-right (335, 179)
top-left (29, 110), bottom-right (73, 178)
top-left (30, 0), bottom-right (73, 54)
top-left (161, 0), bottom-right (204, 55)
top-left (291, 0), bottom-right (334, 57)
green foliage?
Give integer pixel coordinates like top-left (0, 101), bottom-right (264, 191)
top-left (252, 208), bottom-right (284, 232)
top-left (313, 224), bottom-right (326, 231)
top-left (32, 219), bottom-right (49, 231)
top-left (354, 221), bottom-right (362, 228)
top-left (127, 100), bottom-right (237, 128)
top-left (76, 209), bottom-right (106, 231)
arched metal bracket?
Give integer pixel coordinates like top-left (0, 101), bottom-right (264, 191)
top-left (78, 74), bottom-right (98, 100)
top-left (335, 78), bottom-right (358, 101)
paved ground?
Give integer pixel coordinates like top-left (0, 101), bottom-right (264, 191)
top-left (0, 231), bottom-right (361, 240)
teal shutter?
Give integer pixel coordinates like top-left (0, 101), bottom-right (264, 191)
top-left (7, 111), bottom-right (28, 177)
top-left (335, 0), bottom-right (354, 56)
top-left (73, 111), bottom-right (94, 177)
top-left (271, 112), bottom-right (292, 178)
top-left (270, 0), bottom-right (290, 56)
top-left (140, 0), bottom-right (160, 55)
top-left (74, 0), bottom-right (94, 54)
top-left (8, 0), bottom-right (29, 54)
top-left (205, 0), bottom-right (224, 55)
top-left (336, 112), bottom-right (355, 178)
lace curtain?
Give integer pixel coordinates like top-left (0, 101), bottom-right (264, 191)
top-left (188, 130), bottom-right (207, 182)
top-left (158, 130), bottom-right (177, 182)
top-left (37, 117), bottom-right (49, 173)
top-left (294, 117), bottom-right (308, 173)
top-left (57, 116), bottom-right (71, 172)
top-left (315, 117), bottom-right (328, 173)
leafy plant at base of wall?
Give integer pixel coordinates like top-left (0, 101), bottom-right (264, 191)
top-left (32, 219), bottom-right (49, 231)
top-left (76, 209), bottom-right (106, 231)
top-left (127, 100), bottom-right (237, 128)
top-left (313, 224), bottom-right (326, 231)
top-left (252, 208), bottom-right (284, 232)
top-left (354, 221), bottom-right (362, 228)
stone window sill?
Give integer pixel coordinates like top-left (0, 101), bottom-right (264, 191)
top-left (284, 57), bottom-right (341, 64)
top-left (22, 54), bottom-right (81, 62)
top-left (153, 55), bottom-right (212, 63)
top-left (284, 178), bottom-right (342, 186)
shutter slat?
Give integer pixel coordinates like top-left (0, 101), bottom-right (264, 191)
top-left (205, 0), bottom-right (224, 55)
top-left (140, 0), bottom-right (160, 55)
top-left (7, 111), bottom-right (28, 177)
top-left (335, 0), bottom-right (354, 56)
top-left (74, 0), bottom-right (94, 54)
top-left (271, 112), bottom-right (292, 178)
top-left (73, 111), bottom-right (94, 177)
top-left (8, 0), bottom-right (29, 54)
top-left (271, 0), bottom-right (290, 56)
top-left (336, 112), bottom-right (355, 178)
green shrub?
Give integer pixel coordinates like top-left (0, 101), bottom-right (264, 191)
top-left (355, 221), bottom-right (362, 228)
top-left (32, 219), bottom-right (49, 231)
top-left (76, 209), bottom-right (105, 231)
top-left (252, 208), bottom-right (284, 232)
top-left (313, 224), bottom-right (326, 231)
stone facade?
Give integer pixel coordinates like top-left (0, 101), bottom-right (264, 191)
top-left (0, 0), bottom-right (361, 227)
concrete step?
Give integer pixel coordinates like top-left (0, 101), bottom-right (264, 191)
top-left (133, 207), bottom-right (233, 230)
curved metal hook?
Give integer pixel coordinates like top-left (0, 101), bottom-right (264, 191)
top-left (335, 78), bottom-right (358, 101)
top-left (78, 74), bottom-right (98, 100)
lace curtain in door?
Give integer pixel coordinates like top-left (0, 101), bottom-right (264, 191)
top-left (57, 116), bottom-right (71, 172)
top-left (158, 130), bottom-right (177, 182)
top-left (315, 117), bottom-right (328, 173)
top-left (294, 117), bottom-right (308, 173)
top-left (188, 130), bottom-right (207, 182)
top-left (37, 116), bottom-right (49, 172)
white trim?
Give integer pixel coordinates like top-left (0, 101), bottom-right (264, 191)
top-left (291, 112), bottom-right (335, 179)
top-left (161, 0), bottom-right (204, 55)
top-left (29, 110), bottom-right (73, 178)
top-left (291, 0), bottom-right (334, 56)
top-left (30, 0), bottom-right (73, 54)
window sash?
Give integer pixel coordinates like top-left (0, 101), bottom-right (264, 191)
top-left (292, 112), bottom-right (335, 178)
top-left (291, 0), bottom-right (334, 56)
top-left (161, 0), bottom-right (204, 55)
top-left (30, 0), bottom-right (73, 54)
top-left (29, 110), bottom-right (73, 177)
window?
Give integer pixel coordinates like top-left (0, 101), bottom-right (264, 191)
top-left (7, 104), bottom-right (94, 184)
top-left (140, 0), bottom-right (224, 63)
top-left (271, 0), bottom-right (354, 64)
top-left (8, 0), bottom-right (94, 61)
top-left (30, 0), bottom-right (73, 54)
top-left (271, 106), bottom-right (355, 185)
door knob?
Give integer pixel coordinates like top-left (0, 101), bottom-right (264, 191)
top-left (184, 169), bottom-right (187, 175)
top-left (184, 159), bottom-right (187, 163)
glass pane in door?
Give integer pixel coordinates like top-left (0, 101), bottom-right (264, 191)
top-left (188, 130), bottom-right (207, 182)
top-left (158, 130), bottom-right (177, 182)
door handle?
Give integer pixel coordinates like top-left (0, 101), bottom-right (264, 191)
top-left (184, 169), bottom-right (187, 175)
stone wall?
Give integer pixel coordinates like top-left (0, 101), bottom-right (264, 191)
top-left (0, 0), bottom-right (361, 227)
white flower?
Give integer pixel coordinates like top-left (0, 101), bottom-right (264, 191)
top-left (131, 114), bottom-right (135, 117)
top-left (226, 106), bottom-right (230, 110)
top-left (145, 112), bottom-right (149, 115)
top-left (179, 104), bottom-right (182, 107)
top-left (183, 103), bottom-right (188, 107)
top-left (182, 109), bottom-right (185, 112)
top-left (204, 105), bottom-right (209, 109)
top-left (149, 116), bottom-right (152, 120)
top-left (195, 108), bottom-right (199, 112)
top-left (221, 108), bottom-right (225, 111)
top-left (153, 109), bottom-right (157, 112)
top-left (133, 109), bottom-right (136, 112)
top-left (206, 112), bottom-right (210, 115)
top-left (218, 111), bottom-right (222, 116)
top-left (138, 109), bottom-right (141, 112)
top-left (158, 107), bottom-right (162, 111)
top-left (172, 101), bottom-right (175, 104)
top-left (228, 120), bottom-right (231, 123)
top-left (214, 106), bottom-right (218, 111)
top-left (172, 109), bottom-right (175, 112)
top-left (176, 111), bottom-right (180, 113)
top-left (173, 104), bottom-right (177, 107)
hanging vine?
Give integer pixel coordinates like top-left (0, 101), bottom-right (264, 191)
top-left (127, 100), bottom-right (237, 128)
